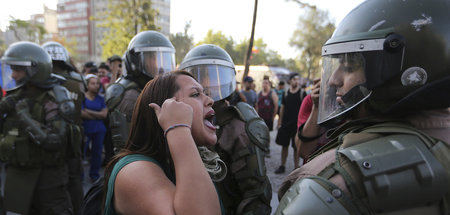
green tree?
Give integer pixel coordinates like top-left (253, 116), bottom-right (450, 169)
top-left (232, 39), bottom-right (248, 65)
top-left (234, 38), bottom-right (284, 66)
top-left (96, 0), bottom-right (160, 59)
top-left (8, 17), bottom-right (47, 44)
top-left (170, 21), bottom-right (194, 65)
top-left (285, 58), bottom-right (302, 74)
top-left (196, 30), bottom-right (238, 63)
top-left (0, 35), bottom-right (6, 56)
top-left (266, 50), bottom-right (285, 67)
top-left (196, 31), bottom-right (287, 69)
top-left (289, 6), bottom-right (335, 79)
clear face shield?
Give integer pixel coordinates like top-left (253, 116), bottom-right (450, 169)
top-left (135, 47), bottom-right (175, 78)
top-left (185, 62), bottom-right (236, 102)
top-left (1, 61), bottom-right (32, 91)
top-left (318, 38), bottom-right (406, 124)
top-left (318, 52), bottom-right (371, 124)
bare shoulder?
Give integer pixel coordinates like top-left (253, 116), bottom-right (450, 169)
top-left (114, 161), bottom-right (175, 214)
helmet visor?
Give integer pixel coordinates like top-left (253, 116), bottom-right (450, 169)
top-left (186, 65), bottom-right (236, 101)
top-left (318, 53), bottom-right (371, 124)
top-left (140, 51), bottom-right (175, 78)
top-left (1, 62), bottom-right (31, 91)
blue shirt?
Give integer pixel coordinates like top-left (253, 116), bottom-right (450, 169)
top-left (275, 88), bottom-right (285, 107)
top-left (241, 89), bottom-right (257, 107)
top-left (82, 94), bottom-right (106, 134)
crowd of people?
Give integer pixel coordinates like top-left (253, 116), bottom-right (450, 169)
top-left (0, 0), bottom-right (449, 214)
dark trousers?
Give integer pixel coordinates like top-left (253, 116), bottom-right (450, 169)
top-left (84, 131), bottom-right (106, 180)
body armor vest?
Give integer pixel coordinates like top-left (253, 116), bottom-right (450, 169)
top-left (276, 118), bottom-right (450, 215)
top-left (214, 102), bottom-right (272, 214)
top-left (105, 77), bottom-right (141, 150)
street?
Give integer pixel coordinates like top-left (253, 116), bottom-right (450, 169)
top-left (266, 120), bottom-right (302, 214)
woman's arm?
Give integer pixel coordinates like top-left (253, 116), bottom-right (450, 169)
top-left (83, 108), bottom-right (108, 119)
top-left (167, 128), bottom-right (220, 214)
top-left (81, 109), bottom-right (96, 120)
top-left (114, 98), bottom-right (220, 215)
top-left (296, 80), bottom-right (322, 158)
top-left (296, 106), bottom-right (320, 158)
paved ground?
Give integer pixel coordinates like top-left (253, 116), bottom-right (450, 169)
top-left (266, 120), bottom-right (302, 214)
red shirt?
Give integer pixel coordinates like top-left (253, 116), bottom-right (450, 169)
top-left (297, 94), bottom-right (312, 129)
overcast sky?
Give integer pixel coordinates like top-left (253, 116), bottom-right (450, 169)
top-left (0, 0), bottom-right (364, 59)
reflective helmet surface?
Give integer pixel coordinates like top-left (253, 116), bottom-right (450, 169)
top-left (124, 30), bottom-right (176, 80)
top-left (41, 41), bottom-right (72, 70)
top-left (1, 41), bottom-right (53, 91)
top-left (179, 44), bottom-right (236, 102)
top-left (318, 0), bottom-right (450, 124)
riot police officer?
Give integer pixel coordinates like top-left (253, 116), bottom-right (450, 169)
top-left (0, 41), bottom-right (75, 214)
top-left (42, 41), bottom-right (84, 215)
top-left (106, 30), bottom-right (176, 151)
top-left (275, 0), bottom-right (450, 214)
top-left (180, 44), bottom-right (272, 214)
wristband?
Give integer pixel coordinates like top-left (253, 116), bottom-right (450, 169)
top-left (164, 124), bottom-right (191, 139)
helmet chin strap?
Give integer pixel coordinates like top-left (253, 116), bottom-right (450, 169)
top-left (341, 84), bottom-right (370, 109)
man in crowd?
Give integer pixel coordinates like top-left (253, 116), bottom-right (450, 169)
top-left (274, 73), bottom-right (305, 174)
top-left (240, 76), bottom-right (257, 108)
top-left (105, 30), bottom-right (176, 151)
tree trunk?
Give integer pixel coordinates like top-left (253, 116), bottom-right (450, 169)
top-left (243, 0), bottom-right (258, 82)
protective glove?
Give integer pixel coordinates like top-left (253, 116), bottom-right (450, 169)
top-left (16, 99), bottom-right (47, 145)
top-left (0, 94), bottom-right (19, 114)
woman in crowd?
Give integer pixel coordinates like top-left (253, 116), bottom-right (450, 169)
top-left (81, 74), bottom-right (108, 181)
top-left (103, 71), bottom-right (221, 215)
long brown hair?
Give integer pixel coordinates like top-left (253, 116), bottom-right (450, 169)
top-left (103, 70), bottom-right (195, 206)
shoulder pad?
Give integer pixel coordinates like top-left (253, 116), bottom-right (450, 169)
top-left (120, 78), bottom-right (140, 91)
top-left (235, 102), bottom-right (258, 122)
top-left (68, 71), bottom-right (87, 91)
top-left (105, 83), bottom-right (125, 109)
top-left (51, 85), bottom-right (75, 118)
top-left (338, 134), bottom-right (448, 212)
top-left (69, 71), bottom-right (83, 82)
top-left (276, 178), bottom-right (352, 215)
top-left (235, 102), bottom-right (270, 151)
top-left (226, 105), bottom-right (245, 122)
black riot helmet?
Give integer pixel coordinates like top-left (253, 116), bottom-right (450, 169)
top-left (1, 41), bottom-right (60, 91)
top-left (42, 41), bottom-right (74, 71)
top-left (318, 0), bottom-right (450, 124)
top-left (179, 44), bottom-right (236, 102)
top-left (124, 30), bottom-right (176, 85)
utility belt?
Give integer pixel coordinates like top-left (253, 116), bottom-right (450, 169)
top-left (0, 134), bottom-right (66, 168)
